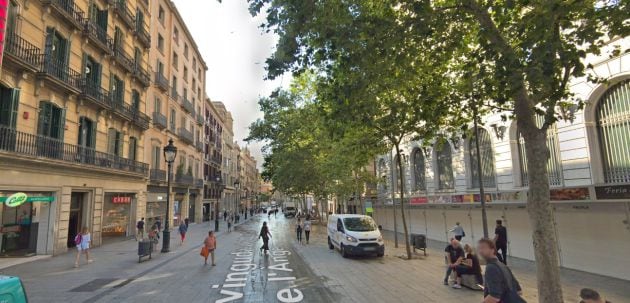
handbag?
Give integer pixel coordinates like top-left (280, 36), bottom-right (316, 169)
top-left (200, 246), bottom-right (209, 258)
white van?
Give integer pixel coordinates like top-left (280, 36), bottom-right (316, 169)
top-left (327, 214), bottom-right (384, 258)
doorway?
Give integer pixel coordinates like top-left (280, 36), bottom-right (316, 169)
top-left (188, 196), bottom-right (195, 223)
top-left (67, 193), bottom-right (85, 248)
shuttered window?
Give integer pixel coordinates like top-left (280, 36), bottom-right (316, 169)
top-left (107, 128), bottom-right (122, 156)
top-left (469, 128), bottom-right (496, 188)
top-left (37, 101), bottom-right (65, 140)
top-left (597, 79), bottom-right (630, 184)
top-left (0, 86), bottom-right (19, 128)
top-left (128, 136), bottom-right (137, 161)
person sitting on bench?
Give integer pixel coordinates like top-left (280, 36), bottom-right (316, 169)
top-left (452, 244), bottom-right (483, 289)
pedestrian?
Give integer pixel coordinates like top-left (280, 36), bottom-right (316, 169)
top-left (268, 210), bottom-right (272, 219)
top-left (155, 217), bottom-right (162, 234)
top-left (259, 221), bottom-right (272, 254)
top-left (494, 219), bottom-right (508, 264)
top-left (579, 288), bottom-right (611, 303)
top-left (74, 226), bottom-right (93, 268)
top-left (303, 216), bottom-right (312, 244)
top-left (449, 222), bottom-right (465, 241)
top-left (223, 210), bottom-right (227, 221)
top-left (178, 221), bottom-right (188, 245)
top-left (227, 215), bottom-right (233, 232)
top-left (443, 238), bottom-right (465, 286)
top-left (185, 217), bottom-right (190, 229)
top-left (274, 209), bottom-right (278, 218)
top-left (477, 238), bottom-right (525, 303)
top-left (201, 231), bottom-right (217, 266)
top-left (453, 244), bottom-right (483, 289)
top-left (148, 224), bottom-right (159, 251)
top-left (296, 218), bottom-right (303, 244)
top-left (136, 217), bottom-right (145, 241)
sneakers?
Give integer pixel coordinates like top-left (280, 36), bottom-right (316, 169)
top-left (452, 283), bottom-right (462, 289)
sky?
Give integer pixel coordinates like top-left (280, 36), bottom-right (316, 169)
top-left (173, 0), bottom-right (288, 169)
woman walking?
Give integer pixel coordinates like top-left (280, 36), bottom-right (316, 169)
top-left (296, 218), bottom-right (303, 244)
top-left (179, 221), bottom-right (188, 245)
top-left (74, 227), bottom-right (93, 268)
top-left (227, 214), bottom-right (233, 232)
top-left (259, 222), bottom-right (272, 254)
top-left (202, 231), bottom-right (217, 266)
top-left (303, 216), bottom-right (312, 244)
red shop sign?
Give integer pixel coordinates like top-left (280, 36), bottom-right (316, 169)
top-left (112, 196), bottom-right (132, 204)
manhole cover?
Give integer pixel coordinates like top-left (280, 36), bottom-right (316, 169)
top-left (70, 278), bottom-right (118, 292)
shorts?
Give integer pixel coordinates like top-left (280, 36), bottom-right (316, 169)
top-left (77, 243), bottom-right (89, 251)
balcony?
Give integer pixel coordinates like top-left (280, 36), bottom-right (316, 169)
top-left (4, 34), bottom-right (42, 72)
top-left (150, 169), bottom-right (166, 182)
top-left (175, 174), bottom-right (194, 186)
top-left (132, 63), bottom-right (150, 88)
top-left (82, 21), bottom-right (113, 55)
top-left (80, 81), bottom-right (112, 109)
top-left (112, 47), bottom-right (134, 73)
top-left (134, 19), bottom-right (151, 48)
top-left (0, 126), bottom-right (148, 176)
top-left (152, 112), bottom-right (167, 130)
top-left (196, 141), bottom-right (204, 152)
top-left (154, 72), bottom-right (169, 91)
top-left (41, 0), bottom-right (85, 30)
top-left (37, 54), bottom-right (82, 94)
top-left (171, 88), bottom-right (180, 102)
top-left (196, 112), bottom-right (204, 125)
top-left (111, 0), bottom-right (135, 29)
top-left (108, 96), bottom-right (150, 130)
top-left (195, 178), bottom-right (204, 188)
top-left (178, 128), bottom-right (194, 145)
top-left (182, 98), bottom-right (194, 114)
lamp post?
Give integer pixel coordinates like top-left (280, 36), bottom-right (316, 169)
top-left (214, 175), bottom-right (221, 232)
top-left (162, 139), bottom-right (177, 253)
top-left (234, 181), bottom-right (240, 221)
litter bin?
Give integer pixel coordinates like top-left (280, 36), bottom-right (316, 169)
top-left (410, 233), bottom-right (427, 256)
top-left (138, 240), bottom-right (152, 262)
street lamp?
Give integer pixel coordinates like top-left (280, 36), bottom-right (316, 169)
top-left (214, 175), bottom-right (221, 232)
top-left (234, 181), bottom-right (240, 221)
top-left (162, 139), bottom-right (177, 253)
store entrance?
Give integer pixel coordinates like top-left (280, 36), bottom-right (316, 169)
top-left (67, 193), bottom-right (85, 248)
top-left (1, 203), bottom-right (34, 256)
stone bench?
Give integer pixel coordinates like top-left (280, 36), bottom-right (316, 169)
top-left (461, 274), bottom-right (484, 291)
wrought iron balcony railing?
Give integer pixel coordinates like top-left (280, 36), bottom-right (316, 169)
top-left (132, 63), bottom-right (150, 87)
top-left (83, 20), bottom-right (113, 55)
top-left (81, 80), bottom-right (111, 109)
top-left (38, 54), bottom-right (83, 93)
top-left (152, 112), bottom-right (167, 129)
top-left (178, 127), bottom-right (194, 145)
top-left (4, 34), bottom-right (42, 71)
top-left (112, 0), bottom-right (135, 29)
top-left (109, 97), bottom-right (150, 130)
top-left (41, 0), bottom-right (85, 30)
top-left (0, 126), bottom-right (148, 175)
top-left (175, 174), bottom-right (194, 185)
top-left (150, 168), bottom-right (166, 182)
top-left (135, 19), bottom-right (150, 48)
top-left (196, 113), bottom-right (204, 125)
top-left (154, 72), bottom-right (169, 91)
top-left (182, 98), bottom-right (194, 113)
top-left (112, 47), bottom-right (134, 73)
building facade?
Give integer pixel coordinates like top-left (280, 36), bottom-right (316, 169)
top-left (144, 0), bottom-right (207, 229)
top-left (202, 97), bottom-right (223, 222)
top-left (239, 148), bottom-right (258, 210)
top-left (213, 101), bottom-right (237, 213)
top-left (0, 0), bottom-right (152, 255)
top-left (373, 37), bottom-right (630, 280)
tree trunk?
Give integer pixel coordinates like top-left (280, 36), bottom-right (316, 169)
top-left (355, 170), bottom-right (365, 215)
top-left (519, 107), bottom-right (564, 303)
top-left (395, 144), bottom-right (412, 259)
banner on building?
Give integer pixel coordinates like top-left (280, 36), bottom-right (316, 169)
top-left (595, 185), bottom-right (630, 200)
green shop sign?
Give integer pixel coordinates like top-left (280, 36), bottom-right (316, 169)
top-left (0, 193), bottom-right (55, 207)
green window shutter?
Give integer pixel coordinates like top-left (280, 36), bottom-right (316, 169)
top-left (95, 63), bottom-right (102, 87)
top-left (107, 128), bottom-right (116, 154)
top-left (9, 89), bottom-right (19, 129)
top-left (37, 102), bottom-right (50, 136)
top-left (116, 131), bottom-right (123, 156)
top-left (58, 107), bottom-right (66, 142)
top-left (109, 73), bottom-right (114, 102)
top-left (129, 137), bottom-right (136, 161)
top-left (120, 81), bottom-right (125, 103)
top-left (78, 117), bottom-right (85, 146)
top-left (89, 119), bottom-right (97, 149)
top-left (64, 39), bottom-right (71, 67)
top-left (81, 53), bottom-right (88, 80)
top-left (44, 28), bottom-right (54, 55)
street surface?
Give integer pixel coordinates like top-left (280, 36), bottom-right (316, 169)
top-left (2, 213), bottom-right (629, 303)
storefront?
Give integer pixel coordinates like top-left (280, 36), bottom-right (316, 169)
top-left (146, 192), bottom-right (167, 231)
top-left (0, 192), bottom-right (54, 256)
top-left (174, 193), bottom-right (184, 226)
top-left (102, 193), bottom-right (135, 239)
top-left (202, 201), bottom-right (212, 222)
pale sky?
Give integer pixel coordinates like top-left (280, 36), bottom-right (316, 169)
top-left (173, 0), bottom-right (288, 169)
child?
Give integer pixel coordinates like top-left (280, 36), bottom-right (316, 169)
top-left (74, 227), bottom-right (93, 268)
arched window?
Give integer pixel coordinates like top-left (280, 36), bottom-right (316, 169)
top-left (597, 79), bottom-right (630, 184)
top-left (412, 148), bottom-right (426, 191)
top-left (469, 128), bottom-right (496, 188)
top-left (516, 116), bottom-right (563, 186)
top-left (392, 154), bottom-right (401, 193)
top-left (436, 143), bottom-right (454, 189)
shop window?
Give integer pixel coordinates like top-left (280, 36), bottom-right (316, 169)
top-left (596, 79), bottom-right (630, 184)
top-left (468, 128), bottom-right (496, 188)
top-left (0, 86), bottom-right (20, 128)
top-left (436, 143), bottom-right (454, 190)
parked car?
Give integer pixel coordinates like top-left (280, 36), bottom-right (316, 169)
top-left (284, 206), bottom-right (297, 218)
top-left (0, 275), bottom-right (28, 303)
top-left (327, 214), bottom-right (384, 258)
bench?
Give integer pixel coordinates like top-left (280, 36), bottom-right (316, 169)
top-left (461, 274), bottom-right (484, 291)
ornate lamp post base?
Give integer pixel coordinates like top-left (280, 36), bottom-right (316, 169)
top-left (161, 229), bottom-right (171, 253)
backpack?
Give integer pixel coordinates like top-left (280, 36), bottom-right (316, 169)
top-left (74, 234), bottom-right (83, 246)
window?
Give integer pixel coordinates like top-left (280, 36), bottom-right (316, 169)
top-left (183, 67), bottom-right (188, 82)
top-left (114, 26), bottom-right (123, 49)
top-left (37, 101), bottom-right (65, 140)
top-left (192, 78), bottom-right (196, 90)
top-left (412, 148), bottom-right (426, 191)
top-left (469, 128), bottom-right (496, 188)
top-left (110, 74), bottom-right (124, 103)
top-left (391, 155), bottom-right (401, 193)
top-left (436, 143), bottom-right (454, 189)
top-left (128, 137), bottom-right (137, 161)
top-left (184, 43), bottom-right (189, 58)
top-left (154, 97), bottom-right (162, 114)
top-left (136, 9), bottom-right (145, 31)
top-left (134, 47), bottom-right (142, 67)
top-left (45, 28), bottom-right (69, 68)
top-left (170, 108), bottom-right (176, 130)
top-left (151, 145), bottom-right (161, 169)
top-left (107, 128), bottom-right (123, 156)
top-left (172, 52), bottom-right (178, 69)
top-left (131, 90), bottom-right (140, 111)
top-left (517, 115), bottom-right (563, 187)
top-left (157, 34), bottom-right (164, 52)
top-left (173, 26), bottom-right (179, 44)
top-left (193, 58), bottom-right (197, 70)
top-left (171, 76), bottom-right (178, 96)
top-left (597, 79), bottom-right (630, 184)
top-left (83, 54), bottom-right (102, 89)
top-left (6, 1), bottom-right (17, 36)
top-left (88, 3), bottom-right (108, 34)
top-left (157, 60), bottom-right (164, 76)
top-left (78, 116), bottom-right (96, 148)
top-left (158, 6), bottom-right (165, 25)
top-left (0, 85), bottom-right (20, 128)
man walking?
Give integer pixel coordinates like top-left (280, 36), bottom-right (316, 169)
top-left (136, 217), bottom-right (145, 241)
top-left (443, 238), bottom-right (464, 286)
top-left (494, 220), bottom-right (508, 264)
top-left (449, 222), bottom-right (465, 241)
top-left (477, 238), bottom-right (525, 303)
